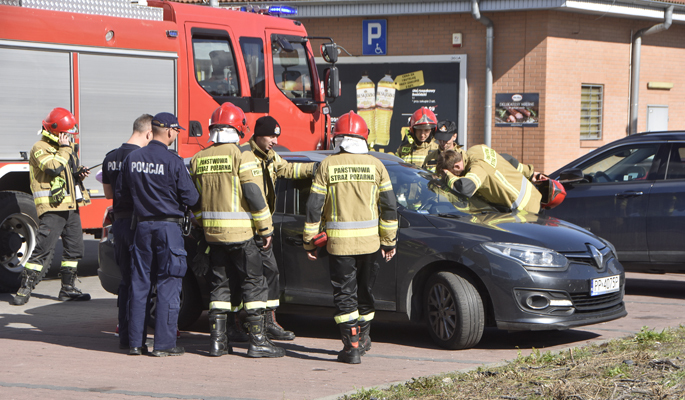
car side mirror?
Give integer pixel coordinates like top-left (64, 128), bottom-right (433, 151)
top-left (558, 168), bottom-right (585, 183)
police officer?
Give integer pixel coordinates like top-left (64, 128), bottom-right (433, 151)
top-left (396, 107), bottom-right (439, 167)
top-left (422, 120), bottom-right (464, 173)
top-left (242, 115), bottom-right (316, 341)
top-left (303, 111), bottom-right (398, 364)
top-left (189, 103), bottom-right (284, 358)
top-left (118, 112), bottom-right (199, 356)
top-left (438, 145), bottom-right (543, 214)
top-left (101, 114), bottom-right (153, 349)
top-left (12, 107), bottom-right (91, 306)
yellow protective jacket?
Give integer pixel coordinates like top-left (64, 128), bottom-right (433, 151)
top-left (29, 133), bottom-right (90, 217)
top-left (444, 144), bottom-right (542, 213)
top-left (396, 138), bottom-right (439, 168)
top-left (422, 147), bottom-right (466, 173)
top-left (189, 142), bottom-right (273, 244)
top-left (303, 152), bottom-right (398, 256)
top-left (242, 139), bottom-right (315, 214)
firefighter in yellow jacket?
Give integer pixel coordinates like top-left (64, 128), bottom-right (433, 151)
top-left (395, 107), bottom-right (439, 167)
top-left (189, 103), bottom-right (284, 358)
top-left (242, 115), bottom-right (316, 341)
top-left (12, 107), bottom-right (91, 306)
top-left (438, 145), bottom-right (543, 214)
top-left (303, 111), bottom-right (398, 364)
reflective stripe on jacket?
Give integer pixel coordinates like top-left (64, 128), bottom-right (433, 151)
top-left (303, 152), bottom-right (398, 256)
top-left (190, 142), bottom-right (273, 244)
top-left (444, 144), bottom-right (542, 213)
top-left (29, 135), bottom-right (90, 216)
top-left (396, 139), bottom-right (438, 168)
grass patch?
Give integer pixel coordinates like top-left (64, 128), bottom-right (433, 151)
top-left (342, 326), bottom-right (685, 400)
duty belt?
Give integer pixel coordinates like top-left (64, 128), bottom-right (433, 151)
top-left (112, 211), bottom-right (133, 221)
top-left (137, 216), bottom-right (183, 224)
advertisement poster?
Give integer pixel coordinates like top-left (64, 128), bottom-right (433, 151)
top-left (318, 62), bottom-right (460, 153)
top-left (495, 93), bottom-right (539, 127)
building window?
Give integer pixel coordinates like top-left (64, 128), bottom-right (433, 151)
top-left (580, 84), bottom-right (603, 140)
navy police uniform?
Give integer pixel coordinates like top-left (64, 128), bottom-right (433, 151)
top-left (102, 142), bottom-right (141, 348)
top-left (118, 119), bottom-right (198, 353)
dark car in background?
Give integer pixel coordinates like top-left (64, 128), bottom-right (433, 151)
top-left (99, 151), bottom-right (626, 349)
top-left (546, 131), bottom-right (685, 274)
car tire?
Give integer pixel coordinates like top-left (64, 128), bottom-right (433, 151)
top-left (0, 191), bottom-right (39, 293)
top-left (424, 271), bottom-right (484, 350)
top-left (147, 273), bottom-right (203, 330)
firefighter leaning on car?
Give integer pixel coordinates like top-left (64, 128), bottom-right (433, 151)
top-left (438, 144), bottom-right (543, 214)
top-left (189, 102), bottom-right (285, 358)
top-left (241, 115), bottom-right (317, 341)
top-left (12, 107), bottom-right (91, 306)
top-left (422, 120), bottom-right (464, 173)
top-left (395, 107), bottom-right (439, 167)
top-left (303, 111), bottom-right (398, 364)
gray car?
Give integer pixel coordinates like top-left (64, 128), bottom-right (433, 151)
top-left (99, 151), bottom-right (626, 349)
top-left (547, 131), bottom-right (685, 274)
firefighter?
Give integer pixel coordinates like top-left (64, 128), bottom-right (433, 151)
top-left (117, 112), bottom-right (199, 356)
top-left (241, 115), bottom-right (316, 341)
top-left (12, 107), bottom-right (91, 306)
top-left (422, 120), bottom-right (464, 173)
top-left (101, 114), bottom-right (153, 350)
top-left (303, 111), bottom-right (398, 364)
top-left (396, 107), bottom-right (439, 167)
top-left (438, 145), bottom-right (543, 214)
top-left (189, 103), bottom-right (285, 358)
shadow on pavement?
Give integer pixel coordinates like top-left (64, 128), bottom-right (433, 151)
top-left (625, 276), bottom-right (685, 300)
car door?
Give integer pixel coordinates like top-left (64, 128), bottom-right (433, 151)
top-left (647, 142), bottom-right (685, 264)
top-left (276, 175), bottom-right (396, 310)
top-left (547, 143), bottom-right (661, 263)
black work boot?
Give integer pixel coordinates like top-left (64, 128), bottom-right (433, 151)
top-left (226, 312), bottom-right (248, 342)
top-left (57, 268), bottom-right (91, 301)
top-left (245, 314), bottom-right (286, 358)
top-left (265, 309), bottom-right (295, 341)
top-left (337, 320), bottom-right (361, 364)
top-left (12, 269), bottom-right (41, 306)
top-left (209, 314), bottom-right (232, 357)
top-left (358, 320), bottom-right (372, 356)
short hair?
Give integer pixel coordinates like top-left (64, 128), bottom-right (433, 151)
top-left (437, 149), bottom-right (463, 173)
top-left (133, 114), bottom-right (153, 134)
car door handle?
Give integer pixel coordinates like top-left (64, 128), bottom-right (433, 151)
top-left (615, 191), bottom-right (644, 198)
top-left (286, 235), bottom-right (304, 246)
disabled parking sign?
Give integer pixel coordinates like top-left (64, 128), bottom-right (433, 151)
top-left (363, 20), bottom-right (386, 56)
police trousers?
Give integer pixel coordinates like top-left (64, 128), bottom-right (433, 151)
top-left (112, 217), bottom-right (134, 347)
top-left (328, 253), bottom-right (380, 324)
top-left (26, 210), bottom-right (83, 275)
top-left (208, 239), bottom-right (267, 317)
top-left (129, 221), bottom-right (187, 351)
top-left (255, 235), bottom-right (280, 309)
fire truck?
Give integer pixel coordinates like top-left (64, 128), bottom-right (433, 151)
top-left (0, 0), bottom-right (340, 291)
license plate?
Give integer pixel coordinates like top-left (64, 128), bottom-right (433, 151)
top-left (591, 275), bottom-right (620, 296)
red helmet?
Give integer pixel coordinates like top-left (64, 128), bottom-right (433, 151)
top-left (539, 178), bottom-right (567, 210)
top-left (209, 102), bottom-right (248, 137)
top-left (42, 107), bottom-right (78, 135)
top-left (332, 111), bottom-right (369, 141)
top-left (409, 107), bottom-right (437, 134)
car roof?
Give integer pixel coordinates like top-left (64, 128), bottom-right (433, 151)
top-left (282, 150), bottom-right (404, 165)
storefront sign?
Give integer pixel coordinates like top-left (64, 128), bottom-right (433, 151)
top-left (495, 93), bottom-right (539, 127)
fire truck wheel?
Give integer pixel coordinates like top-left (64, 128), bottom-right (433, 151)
top-left (147, 272), bottom-right (203, 330)
top-left (0, 191), bottom-right (39, 293)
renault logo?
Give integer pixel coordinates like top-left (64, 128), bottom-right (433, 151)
top-left (587, 244), bottom-right (604, 268)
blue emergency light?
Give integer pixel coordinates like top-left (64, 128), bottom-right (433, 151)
top-left (268, 5), bottom-right (298, 15)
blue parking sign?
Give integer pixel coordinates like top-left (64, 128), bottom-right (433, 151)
top-left (363, 20), bottom-right (386, 56)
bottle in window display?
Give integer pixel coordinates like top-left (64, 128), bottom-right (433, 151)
top-left (374, 73), bottom-right (395, 146)
top-left (356, 73), bottom-right (376, 144)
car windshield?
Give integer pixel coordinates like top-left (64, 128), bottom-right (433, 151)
top-left (386, 162), bottom-right (498, 215)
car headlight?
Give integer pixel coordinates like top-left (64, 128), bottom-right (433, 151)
top-left (483, 242), bottom-right (568, 270)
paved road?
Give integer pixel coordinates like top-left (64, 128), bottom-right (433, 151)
top-left (1, 238), bottom-right (684, 400)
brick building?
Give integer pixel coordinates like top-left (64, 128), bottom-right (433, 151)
top-left (186, 0), bottom-right (685, 172)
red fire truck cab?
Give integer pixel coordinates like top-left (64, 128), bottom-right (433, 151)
top-left (0, 0), bottom-right (340, 291)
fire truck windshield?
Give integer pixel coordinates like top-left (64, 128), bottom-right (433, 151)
top-left (271, 35), bottom-right (314, 102)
